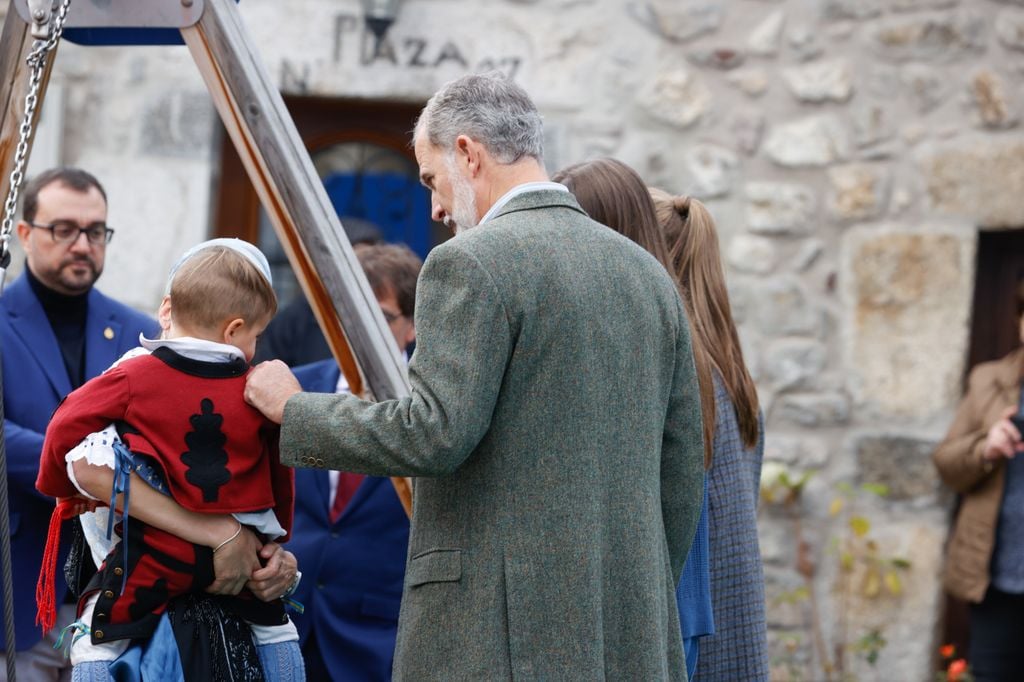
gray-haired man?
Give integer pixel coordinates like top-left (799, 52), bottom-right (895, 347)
top-left (245, 73), bottom-right (705, 680)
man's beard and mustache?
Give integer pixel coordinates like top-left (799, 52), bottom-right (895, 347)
top-left (445, 155), bottom-right (479, 235)
top-left (56, 254), bottom-right (101, 293)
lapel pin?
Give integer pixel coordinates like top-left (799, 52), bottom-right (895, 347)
top-left (103, 327), bottom-right (114, 340)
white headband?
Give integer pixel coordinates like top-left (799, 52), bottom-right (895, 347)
top-left (167, 238), bottom-right (273, 292)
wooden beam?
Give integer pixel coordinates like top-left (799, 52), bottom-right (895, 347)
top-left (181, 0), bottom-right (413, 514)
top-left (0, 5), bottom-right (58, 221)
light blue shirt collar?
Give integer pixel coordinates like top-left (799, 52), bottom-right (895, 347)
top-left (479, 181), bottom-right (569, 225)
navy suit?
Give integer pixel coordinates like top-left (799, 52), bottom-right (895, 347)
top-left (290, 359), bottom-right (410, 681)
top-left (0, 272), bottom-right (158, 650)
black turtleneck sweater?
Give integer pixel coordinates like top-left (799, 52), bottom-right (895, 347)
top-left (26, 267), bottom-right (89, 390)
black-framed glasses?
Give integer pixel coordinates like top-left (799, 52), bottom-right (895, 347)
top-left (28, 220), bottom-right (114, 245)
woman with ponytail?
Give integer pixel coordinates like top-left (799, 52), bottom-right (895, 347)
top-left (553, 158), bottom-right (715, 678)
top-left (650, 188), bottom-right (769, 681)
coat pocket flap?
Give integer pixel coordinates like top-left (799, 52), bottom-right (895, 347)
top-left (407, 549), bottom-right (462, 587)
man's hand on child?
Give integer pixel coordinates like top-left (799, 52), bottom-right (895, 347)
top-left (248, 542), bottom-right (299, 602)
top-left (206, 525), bottom-right (263, 596)
top-left (244, 360), bottom-right (302, 424)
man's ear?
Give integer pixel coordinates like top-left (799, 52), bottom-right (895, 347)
top-left (157, 296), bottom-right (173, 332)
top-left (455, 134), bottom-right (483, 178)
top-left (15, 221), bottom-right (31, 254)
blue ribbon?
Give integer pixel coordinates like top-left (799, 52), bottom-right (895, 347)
top-left (107, 440), bottom-right (135, 595)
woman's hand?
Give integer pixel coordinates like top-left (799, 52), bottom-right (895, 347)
top-left (206, 525), bottom-right (264, 596)
top-left (983, 407), bottom-right (1024, 462)
top-left (247, 542), bottom-right (299, 602)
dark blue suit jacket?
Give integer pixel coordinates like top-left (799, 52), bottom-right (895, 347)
top-left (0, 272), bottom-right (158, 650)
top-left (290, 359), bottom-right (410, 681)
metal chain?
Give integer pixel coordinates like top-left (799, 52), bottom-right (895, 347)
top-left (0, 0), bottom-right (73, 263)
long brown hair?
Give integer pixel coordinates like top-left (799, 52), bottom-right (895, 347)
top-left (650, 188), bottom-right (760, 449)
top-left (554, 158), bottom-right (716, 467)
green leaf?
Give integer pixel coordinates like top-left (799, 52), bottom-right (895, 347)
top-left (861, 482), bottom-right (890, 497)
top-left (829, 497), bottom-right (844, 517)
top-left (890, 557), bottom-right (912, 569)
top-left (850, 515), bottom-right (871, 537)
top-left (835, 481), bottom-right (854, 495)
top-left (884, 570), bottom-right (902, 596)
top-left (840, 551), bottom-right (855, 572)
top-left (863, 567), bottom-right (881, 598)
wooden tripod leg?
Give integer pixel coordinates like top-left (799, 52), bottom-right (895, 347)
top-left (0, 8), bottom-right (59, 218)
top-left (181, 0), bottom-right (413, 516)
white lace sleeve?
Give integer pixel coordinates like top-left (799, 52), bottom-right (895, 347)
top-left (65, 424), bottom-right (120, 500)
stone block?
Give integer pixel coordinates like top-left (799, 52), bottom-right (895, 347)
top-left (786, 24), bottom-right (823, 61)
top-left (970, 70), bottom-right (1017, 129)
top-left (867, 11), bottom-right (987, 63)
top-left (996, 9), bottom-right (1024, 51)
top-left (764, 339), bottom-right (828, 391)
top-left (852, 102), bottom-right (895, 152)
top-left (842, 227), bottom-right (974, 417)
top-left (782, 60), bottom-right (854, 104)
top-left (891, 0), bottom-right (959, 10)
top-left (745, 182), bottom-right (817, 235)
top-left (840, 521), bottom-right (946, 682)
top-left (729, 110), bottom-right (766, 155)
top-left (726, 69), bottom-right (770, 97)
top-left (752, 278), bottom-right (824, 337)
top-left (685, 144), bottom-right (739, 198)
top-left (764, 115), bottom-right (851, 168)
top-left (639, 68), bottom-right (711, 130)
top-left (827, 164), bottom-right (890, 222)
top-left (919, 137), bottom-right (1024, 228)
top-left (747, 10), bottom-right (785, 56)
top-left (727, 234), bottom-right (778, 275)
top-left (764, 434), bottom-right (830, 469)
top-left (854, 434), bottom-right (941, 500)
top-left (901, 64), bottom-right (950, 114)
top-left (631, 2), bottom-right (724, 44)
top-left (822, 0), bottom-right (884, 20)
top-left (775, 392), bottom-right (851, 427)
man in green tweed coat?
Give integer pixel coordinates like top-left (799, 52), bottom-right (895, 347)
top-left (246, 73), bottom-right (705, 681)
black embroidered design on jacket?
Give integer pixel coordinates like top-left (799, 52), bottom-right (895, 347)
top-left (181, 399), bottom-right (231, 502)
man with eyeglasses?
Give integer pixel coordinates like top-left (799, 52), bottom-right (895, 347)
top-left (0, 167), bottom-right (158, 680)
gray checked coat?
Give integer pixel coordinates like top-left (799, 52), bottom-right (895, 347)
top-left (280, 189), bottom-right (705, 681)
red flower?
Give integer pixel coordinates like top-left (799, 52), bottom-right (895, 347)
top-left (947, 658), bottom-right (968, 681)
top-left (939, 644), bottom-right (956, 659)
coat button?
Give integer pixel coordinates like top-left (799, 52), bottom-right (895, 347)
top-left (95, 613), bottom-right (106, 619)
top-left (95, 630), bottom-right (104, 639)
top-left (103, 590), bottom-right (114, 599)
top-left (113, 568), bottom-right (123, 576)
top-left (316, 458), bottom-right (325, 467)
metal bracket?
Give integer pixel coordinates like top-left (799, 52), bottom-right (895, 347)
top-left (25, 0), bottom-right (53, 39)
top-left (14, 0), bottom-right (205, 32)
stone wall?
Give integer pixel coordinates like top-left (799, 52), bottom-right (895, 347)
top-left (4, 0), bottom-right (1022, 679)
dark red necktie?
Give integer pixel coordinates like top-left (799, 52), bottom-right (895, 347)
top-left (329, 473), bottom-right (365, 524)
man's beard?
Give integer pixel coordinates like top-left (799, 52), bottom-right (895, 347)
top-left (56, 255), bottom-right (100, 293)
top-left (446, 155), bottom-right (478, 235)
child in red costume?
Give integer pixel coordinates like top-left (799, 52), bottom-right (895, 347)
top-left (36, 240), bottom-right (303, 681)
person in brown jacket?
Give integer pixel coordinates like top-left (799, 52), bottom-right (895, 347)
top-left (934, 312), bottom-right (1024, 681)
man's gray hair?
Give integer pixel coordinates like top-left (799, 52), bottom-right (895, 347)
top-left (416, 72), bottom-right (544, 164)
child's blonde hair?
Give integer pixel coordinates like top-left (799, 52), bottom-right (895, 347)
top-left (169, 246), bottom-right (277, 331)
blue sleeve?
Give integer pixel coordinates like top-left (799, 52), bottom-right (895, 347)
top-left (4, 417), bottom-right (49, 500)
